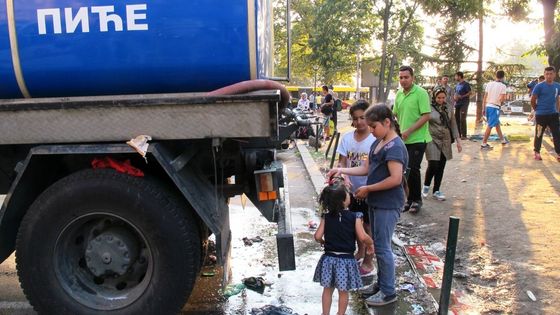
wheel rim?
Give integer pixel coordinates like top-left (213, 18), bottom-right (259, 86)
top-left (54, 212), bottom-right (153, 310)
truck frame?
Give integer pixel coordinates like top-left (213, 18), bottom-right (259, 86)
top-left (0, 90), bottom-right (296, 314)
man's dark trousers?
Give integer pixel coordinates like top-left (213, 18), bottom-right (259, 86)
top-left (455, 104), bottom-right (468, 138)
top-left (405, 142), bottom-right (427, 204)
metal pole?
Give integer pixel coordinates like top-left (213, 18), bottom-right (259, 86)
top-left (313, 67), bottom-right (318, 112)
top-left (315, 123), bottom-right (319, 152)
top-left (325, 130), bottom-right (339, 160)
top-left (329, 131), bottom-right (341, 169)
top-left (438, 216), bottom-right (460, 315)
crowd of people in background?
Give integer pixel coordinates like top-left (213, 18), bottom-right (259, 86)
top-left (311, 64), bottom-right (560, 312)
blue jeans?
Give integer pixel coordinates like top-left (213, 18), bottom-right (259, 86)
top-left (369, 207), bottom-right (400, 296)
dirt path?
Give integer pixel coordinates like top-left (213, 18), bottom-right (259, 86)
top-left (316, 112), bottom-right (559, 314)
top-left (405, 121), bottom-right (560, 314)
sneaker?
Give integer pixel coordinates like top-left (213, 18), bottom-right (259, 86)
top-left (534, 152), bottom-right (542, 160)
top-left (501, 137), bottom-right (510, 145)
top-left (365, 290), bottom-right (397, 306)
top-left (421, 185), bottom-right (430, 198)
top-left (480, 143), bottom-right (493, 150)
top-left (433, 191), bottom-right (446, 201)
top-left (403, 201), bottom-right (411, 212)
top-left (359, 265), bottom-right (376, 277)
top-left (358, 282), bottom-right (380, 297)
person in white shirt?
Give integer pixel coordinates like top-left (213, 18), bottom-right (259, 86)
top-left (336, 100), bottom-right (376, 276)
top-left (297, 92), bottom-right (310, 111)
top-left (309, 93), bottom-right (316, 111)
top-left (481, 70), bottom-right (508, 150)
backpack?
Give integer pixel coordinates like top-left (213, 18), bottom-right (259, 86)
top-left (295, 126), bottom-right (315, 139)
top-left (320, 104), bottom-right (333, 115)
top-left (335, 99), bottom-right (342, 112)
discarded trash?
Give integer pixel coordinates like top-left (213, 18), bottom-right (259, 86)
top-left (461, 179), bottom-right (467, 183)
top-left (392, 234), bottom-right (405, 247)
top-left (250, 305), bottom-right (298, 315)
top-left (223, 283), bottom-right (245, 298)
top-left (201, 271), bottom-right (215, 277)
top-left (208, 254), bottom-right (217, 264)
top-left (307, 220), bottom-right (318, 230)
top-left (243, 276), bottom-right (266, 294)
top-left (527, 290), bottom-right (537, 301)
top-left (251, 236), bottom-right (264, 243)
top-left (398, 283), bottom-right (416, 293)
top-left (453, 271), bottom-right (468, 279)
top-left (411, 304), bottom-right (424, 314)
top-left (126, 135), bottom-right (152, 159)
top-left (242, 237), bottom-right (253, 246)
top-left (430, 242), bottom-right (446, 253)
top-left (418, 223), bottom-right (437, 229)
top-left (545, 200), bottom-right (556, 204)
top-left (91, 157), bottom-right (144, 177)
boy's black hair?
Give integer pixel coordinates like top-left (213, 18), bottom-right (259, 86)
top-left (455, 71), bottom-right (464, 79)
top-left (318, 182), bottom-right (348, 217)
top-left (322, 85), bottom-right (329, 92)
top-left (545, 66), bottom-right (556, 72)
top-left (496, 70), bottom-right (505, 79)
top-left (349, 99), bottom-right (370, 117)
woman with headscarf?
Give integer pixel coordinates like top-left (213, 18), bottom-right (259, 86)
top-left (422, 88), bottom-right (462, 201)
top-left (297, 92), bottom-right (310, 111)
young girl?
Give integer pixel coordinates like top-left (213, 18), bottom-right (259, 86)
top-left (327, 104), bottom-right (408, 306)
top-left (313, 181), bottom-right (374, 315)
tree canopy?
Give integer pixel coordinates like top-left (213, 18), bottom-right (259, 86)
top-left (272, 0), bottom-right (559, 96)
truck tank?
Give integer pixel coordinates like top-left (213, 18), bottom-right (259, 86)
top-left (0, 0), bottom-right (274, 98)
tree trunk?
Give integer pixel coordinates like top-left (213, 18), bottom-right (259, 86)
top-left (385, 54), bottom-right (397, 102)
top-left (475, 0), bottom-right (484, 125)
top-left (542, 0), bottom-right (559, 78)
top-left (382, 1), bottom-right (418, 103)
top-left (377, 0), bottom-right (391, 102)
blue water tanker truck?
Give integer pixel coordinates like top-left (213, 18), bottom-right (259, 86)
top-left (0, 0), bottom-right (298, 314)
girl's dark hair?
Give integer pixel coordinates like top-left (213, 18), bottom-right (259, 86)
top-left (365, 104), bottom-right (402, 137)
top-left (318, 182), bottom-right (348, 217)
top-left (365, 105), bottom-right (409, 198)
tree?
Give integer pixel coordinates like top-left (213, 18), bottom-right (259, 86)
top-left (375, 0), bottom-right (425, 103)
top-left (273, 0), bottom-right (376, 85)
top-left (542, 0), bottom-right (560, 77)
top-left (502, 0), bottom-right (560, 79)
top-left (308, 0), bottom-right (376, 84)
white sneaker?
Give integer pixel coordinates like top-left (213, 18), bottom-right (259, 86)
top-left (421, 185), bottom-right (430, 198)
top-left (433, 191), bottom-right (446, 201)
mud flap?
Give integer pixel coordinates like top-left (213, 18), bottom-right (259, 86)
top-left (276, 163), bottom-right (295, 271)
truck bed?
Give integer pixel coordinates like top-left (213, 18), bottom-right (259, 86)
top-left (0, 91), bottom-right (281, 145)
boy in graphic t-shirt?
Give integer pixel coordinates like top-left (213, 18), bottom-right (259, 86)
top-left (336, 100), bottom-right (376, 276)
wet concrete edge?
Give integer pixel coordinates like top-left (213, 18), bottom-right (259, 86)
top-left (295, 141), bottom-right (324, 196)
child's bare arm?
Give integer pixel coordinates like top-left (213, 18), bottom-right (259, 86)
top-left (314, 218), bottom-right (325, 244)
top-left (354, 161), bottom-right (403, 199)
top-left (355, 218), bottom-right (373, 246)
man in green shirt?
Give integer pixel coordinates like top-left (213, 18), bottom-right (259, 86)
top-left (393, 66), bottom-right (432, 213)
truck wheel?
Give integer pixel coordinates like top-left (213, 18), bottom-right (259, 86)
top-left (16, 169), bottom-right (201, 315)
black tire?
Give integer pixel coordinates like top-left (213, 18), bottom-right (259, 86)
top-left (16, 169), bottom-right (201, 315)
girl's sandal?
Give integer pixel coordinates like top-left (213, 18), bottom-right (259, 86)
top-left (409, 202), bottom-right (421, 214)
